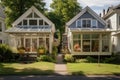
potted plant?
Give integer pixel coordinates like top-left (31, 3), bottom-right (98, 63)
top-left (18, 47), bottom-right (25, 54)
top-left (38, 46), bottom-right (46, 54)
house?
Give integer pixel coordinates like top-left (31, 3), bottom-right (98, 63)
top-left (66, 6), bottom-right (112, 56)
top-left (6, 6), bottom-right (55, 53)
top-left (0, 5), bottom-right (8, 44)
top-left (103, 4), bottom-right (120, 53)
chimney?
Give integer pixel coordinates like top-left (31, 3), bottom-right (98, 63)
top-left (103, 9), bottom-right (106, 16)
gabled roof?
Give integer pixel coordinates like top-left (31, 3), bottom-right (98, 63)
top-left (12, 6), bottom-right (55, 32)
top-left (66, 6), bottom-right (106, 26)
top-left (103, 4), bottom-right (120, 19)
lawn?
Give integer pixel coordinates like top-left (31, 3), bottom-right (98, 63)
top-left (67, 63), bottom-right (120, 75)
top-left (0, 62), bottom-right (54, 75)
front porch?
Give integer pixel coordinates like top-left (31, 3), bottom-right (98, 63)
top-left (8, 33), bottom-right (52, 54)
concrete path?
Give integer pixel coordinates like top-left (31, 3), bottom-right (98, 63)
top-left (54, 54), bottom-right (68, 75)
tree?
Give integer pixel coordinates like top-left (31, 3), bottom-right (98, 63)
top-left (46, 0), bottom-right (82, 48)
top-left (1, 0), bottom-right (46, 27)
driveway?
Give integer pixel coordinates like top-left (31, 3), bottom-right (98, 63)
top-left (0, 75), bottom-right (120, 80)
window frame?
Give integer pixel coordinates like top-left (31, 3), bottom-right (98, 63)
top-left (81, 18), bottom-right (92, 28)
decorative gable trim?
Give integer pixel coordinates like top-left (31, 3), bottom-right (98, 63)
top-left (12, 6), bottom-right (55, 32)
top-left (66, 6), bottom-right (106, 26)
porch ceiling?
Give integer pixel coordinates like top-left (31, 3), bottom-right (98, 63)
top-left (5, 25), bottom-right (51, 33)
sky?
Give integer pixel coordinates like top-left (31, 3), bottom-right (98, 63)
top-left (44, 0), bottom-right (120, 15)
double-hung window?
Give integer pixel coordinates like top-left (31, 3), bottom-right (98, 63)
top-left (82, 19), bottom-right (91, 28)
top-left (76, 19), bottom-right (81, 28)
top-left (92, 20), bottom-right (97, 28)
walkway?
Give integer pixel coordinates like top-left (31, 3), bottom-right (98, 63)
top-left (54, 54), bottom-right (68, 75)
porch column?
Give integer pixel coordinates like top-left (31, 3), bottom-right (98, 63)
top-left (49, 34), bottom-right (52, 54)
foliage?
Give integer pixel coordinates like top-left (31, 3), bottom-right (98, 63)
top-left (1, 0), bottom-right (46, 27)
top-left (37, 55), bottom-right (54, 62)
top-left (17, 47), bottom-right (25, 54)
top-left (0, 44), bottom-right (16, 62)
top-left (64, 54), bottom-right (75, 62)
top-left (52, 46), bottom-right (58, 59)
top-left (37, 46), bottom-right (46, 54)
top-left (86, 56), bottom-right (97, 63)
top-left (103, 55), bottom-right (120, 64)
top-left (46, 0), bottom-right (82, 43)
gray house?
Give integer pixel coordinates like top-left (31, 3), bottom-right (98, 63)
top-left (66, 6), bottom-right (112, 55)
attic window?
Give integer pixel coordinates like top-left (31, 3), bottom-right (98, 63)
top-left (39, 20), bottom-right (43, 25)
top-left (82, 19), bottom-right (91, 28)
top-left (45, 22), bottom-right (48, 25)
top-left (29, 20), bottom-right (37, 25)
top-left (76, 20), bottom-right (81, 28)
top-left (92, 20), bottom-right (97, 28)
top-left (23, 20), bottom-right (27, 25)
top-left (34, 12), bottom-right (40, 18)
top-left (27, 13), bottom-right (32, 18)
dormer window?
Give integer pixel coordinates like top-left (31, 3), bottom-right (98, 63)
top-left (0, 22), bottom-right (2, 32)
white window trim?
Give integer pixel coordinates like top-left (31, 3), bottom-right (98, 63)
top-left (81, 18), bottom-right (92, 28)
top-left (92, 19), bottom-right (98, 28)
top-left (76, 19), bottom-right (81, 28)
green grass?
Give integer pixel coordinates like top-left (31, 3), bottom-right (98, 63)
top-left (67, 63), bottom-right (120, 75)
top-left (0, 62), bottom-right (54, 75)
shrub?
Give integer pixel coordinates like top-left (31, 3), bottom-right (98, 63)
top-left (64, 54), bottom-right (75, 62)
top-left (37, 46), bottom-right (46, 54)
top-left (52, 46), bottom-right (58, 59)
top-left (37, 55), bottom-right (54, 62)
top-left (86, 56), bottom-right (97, 63)
top-left (0, 44), bottom-right (16, 62)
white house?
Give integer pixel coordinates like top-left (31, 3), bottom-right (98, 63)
top-left (103, 4), bottom-right (120, 53)
top-left (0, 5), bottom-right (8, 44)
top-left (6, 6), bottom-right (55, 53)
top-left (66, 6), bottom-right (112, 56)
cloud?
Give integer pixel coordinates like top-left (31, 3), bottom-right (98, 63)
top-left (78, 0), bottom-right (120, 7)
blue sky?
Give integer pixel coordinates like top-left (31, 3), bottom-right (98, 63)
top-left (44, 0), bottom-right (120, 15)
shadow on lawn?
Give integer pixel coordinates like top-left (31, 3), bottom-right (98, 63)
top-left (0, 63), bottom-right (54, 75)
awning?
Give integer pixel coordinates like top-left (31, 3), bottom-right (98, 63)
top-left (5, 25), bottom-right (51, 33)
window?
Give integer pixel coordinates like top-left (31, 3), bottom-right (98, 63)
top-left (73, 34), bottom-right (81, 52)
top-left (83, 34), bottom-right (90, 52)
top-left (102, 34), bottom-right (109, 52)
top-left (0, 22), bottom-right (2, 31)
top-left (76, 20), bottom-right (81, 28)
top-left (92, 20), bottom-right (97, 28)
top-left (34, 12), bottom-right (40, 18)
top-left (82, 19), bottom-right (91, 28)
top-left (23, 20), bottom-right (27, 25)
top-left (0, 40), bottom-right (2, 44)
top-left (72, 33), bottom-right (101, 53)
top-left (39, 20), bottom-right (43, 25)
top-left (29, 20), bottom-right (37, 25)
